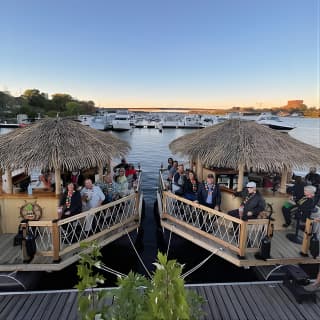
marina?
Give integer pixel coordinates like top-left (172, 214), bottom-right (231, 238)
top-left (0, 117), bottom-right (319, 293)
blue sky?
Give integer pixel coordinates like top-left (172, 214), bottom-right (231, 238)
top-left (1, 0), bottom-right (319, 108)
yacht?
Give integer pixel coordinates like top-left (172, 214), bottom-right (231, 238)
top-left (200, 115), bottom-right (219, 127)
top-left (256, 113), bottom-right (295, 132)
top-left (90, 114), bottom-right (110, 131)
top-left (112, 110), bottom-right (131, 131)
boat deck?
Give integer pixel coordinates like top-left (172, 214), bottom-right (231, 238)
top-left (161, 218), bottom-right (320, 268)
top-left (1, 282), bottom-right (319, 319)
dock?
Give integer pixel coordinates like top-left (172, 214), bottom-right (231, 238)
top-left (0, 281), bottom-right (319, 319)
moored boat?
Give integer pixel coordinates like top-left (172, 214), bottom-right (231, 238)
top-left (256, 113), bottom-right (295, 132)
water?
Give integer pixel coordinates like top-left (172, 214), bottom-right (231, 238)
top-left (2, 118), bottom-right (320, 289)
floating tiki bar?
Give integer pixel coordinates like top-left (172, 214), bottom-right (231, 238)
top-left (170, 119), bottom-right (320, 191)
top-left (0, 118), bottom-right (130, 232)
top-left (169, 119), bottom-right (320, 228)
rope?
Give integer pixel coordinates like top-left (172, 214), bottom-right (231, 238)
top-left (181, 248), bottom-right (222, 279)
top-left (95, 262), bottom-right (127, 278)
top-left (265, 264), bottom-right (300, 280)
top-left (166, 225), bottom-right (173, 257)
top-left (124, 227), bottom-right (152, 279)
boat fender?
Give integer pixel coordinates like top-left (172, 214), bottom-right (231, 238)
top-left (25, 232), bottom-right (37, 258)
top-left (260, 235), bottom-right (271, 260)
top-left (309, 233), bottom-right (319, 259)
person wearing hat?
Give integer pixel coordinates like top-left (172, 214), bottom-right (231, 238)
top-left (228, 181), bottom-right (265, 221)
top-left (196, 173), bottom-right (221, 210)
top-left (282, 185), bottom-right (317, 228)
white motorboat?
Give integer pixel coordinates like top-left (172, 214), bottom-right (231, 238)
top-left (112, 110), bottom-right (131, 131)
top-left (90, 114), bottom-right (109, 130)
top-left (256, 113), bottom-right (295, 132)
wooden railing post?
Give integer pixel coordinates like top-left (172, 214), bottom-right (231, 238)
top-left (239, 221), bottom-right (248, 258)
top-left (52, 219), bottom-right (61, 262)
top-left (162, 192), bottom-right (167, 217)
top-left (300, 218), bottom-right (313, 256)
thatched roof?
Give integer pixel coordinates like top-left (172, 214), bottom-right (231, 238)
top-left (169, 119), bottom-right (320, 172)
top-left (0, 118), bottom-right (130, 171)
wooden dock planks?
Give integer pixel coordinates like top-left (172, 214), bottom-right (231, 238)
top-left (1, 282), bottom-right (319, 320)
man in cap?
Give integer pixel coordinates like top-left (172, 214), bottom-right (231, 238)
top-left (228, 181), bottom-right (265, 221)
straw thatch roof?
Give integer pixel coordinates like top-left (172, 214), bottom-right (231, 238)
top-left (0, 118), bottom-right (130, 171)
top-left (169, 119), bottom-right (320, 172)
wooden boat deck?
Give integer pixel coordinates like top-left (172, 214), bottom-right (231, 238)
top-left (1, 282), bottom-right (319, 319)
top-left (0, 223), bottom-right (138, 272)
top-left (161, 219), bottom-right (320, 268)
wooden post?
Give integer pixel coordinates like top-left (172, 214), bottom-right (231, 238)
top-left (4, 168), bottom-right (13, 194)
top-left (162, 192), bottom-right (167, 218)
top-left (98, 165), bottom-right (103, 182)
top-left (238, 221), bottom-right (248, 258)
top-left (196, 156), bottom-right (203, 181)
top-left (279, 167), bottom-right (288, 194)
top-left (300, 218), bottom-right (313, 256)
top-left (55, 167), bottom-right (61, 195)
top-left (52, 219), bottom-right (61, 262)
top-left (237, 163), bottom-right (245, 192)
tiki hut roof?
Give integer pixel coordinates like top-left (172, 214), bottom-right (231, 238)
top-left (169, 119), bottom-right (320, 172)
top-left (0, 118), bottom-right (130, 171)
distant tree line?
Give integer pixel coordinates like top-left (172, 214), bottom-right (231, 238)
top-left (0, 89), bottom-right (96, 121)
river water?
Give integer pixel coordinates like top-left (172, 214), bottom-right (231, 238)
top-left (1, 117), bottom-right (319, 289)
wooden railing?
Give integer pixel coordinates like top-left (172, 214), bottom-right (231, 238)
top-left (159, 170), bottom-right (270, 258)
top-left (21, 172), bottom-right (143, 262)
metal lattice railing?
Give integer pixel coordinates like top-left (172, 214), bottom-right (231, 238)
top-left (162, 191), bottom-right (269, 256)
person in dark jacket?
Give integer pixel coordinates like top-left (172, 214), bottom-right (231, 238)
top-left (196, 174), bottom-right (221, 210)
top-left (282, 185), bottom-right (316, 227)
top-left (58, 182), bottom-right (82, 219)
top-left (183, 170), bottom-right (199, 201)
top-left (228, 181), bottom-right (265, 221)
top-left (286, 176), bottom-right (306, 202)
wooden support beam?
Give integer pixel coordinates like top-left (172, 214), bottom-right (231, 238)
top-left (300, 218), bottom-right (313, 256)
top-left (51, 219), bottom-right (61, 262)
top-left (237, 163), bottom-right (245, 192)
top-left (239, 221), bottom-right (248, 258)
top-left (279, 167), bottom-right (288, 194)
top-left (4, 168), bottom-right (13, 194)
top-left (55, 167), bottom-right (61, 195)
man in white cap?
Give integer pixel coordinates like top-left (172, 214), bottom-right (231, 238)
top-left (228, 181), bottom-right (265, 221)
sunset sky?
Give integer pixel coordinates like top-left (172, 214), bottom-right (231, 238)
top-left (1, 0), bottom-right (319, 109)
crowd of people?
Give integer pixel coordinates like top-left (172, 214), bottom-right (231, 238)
top-left (166, 157), bottom-right (266, 221)
top-left (58, 158), bottom-right (139, 220)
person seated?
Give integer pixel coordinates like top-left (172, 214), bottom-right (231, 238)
top-left (282, 185), bottom-right (316, 228)
top-left (183, 170), bottom-right (199, 201)
top-left (125, 164), bottom-right (137, 188)
top-left (113, 158), bottom-right (129, 173)
top-left (228, 181), bottom-right (265, 220)
top-left (196, 174), bottom-right (221, 210)
top-left (286, 176), bottom-right (306, 202)
top-left (96, 174), bottom-right (115, 203)
top-left (58, 182), bottom-right (82, 219)
top-left (114, 168), bottom-right (129, 198)
top-left (172, 164), bottom-right (186, 196)
top-left (305, 167), bottom-right (320, 206)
